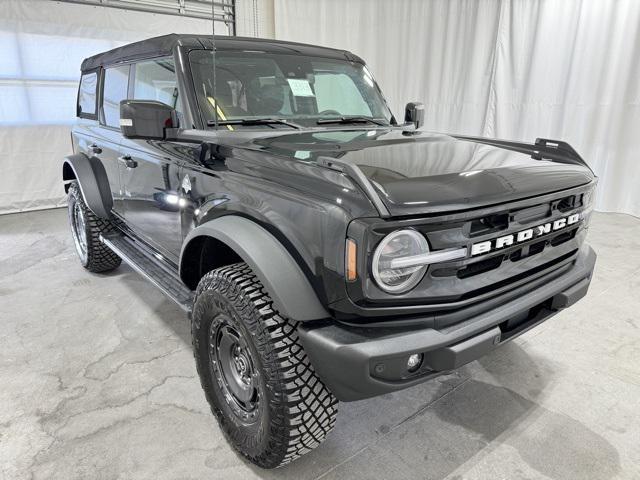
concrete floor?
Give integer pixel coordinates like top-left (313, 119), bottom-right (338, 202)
top-left (1, 209), bottom-right (639, 480)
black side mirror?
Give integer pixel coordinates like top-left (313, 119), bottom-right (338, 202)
top-left (404, 102), bottom-right (425, 129)
top-left (120, 100), bottom-right (177, 140)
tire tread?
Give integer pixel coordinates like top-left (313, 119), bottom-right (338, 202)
top-left (68, 181), bottom-right (121, 273)
top-left (192, 263), bottom-right (337, 468)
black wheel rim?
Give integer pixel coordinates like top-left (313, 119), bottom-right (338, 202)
top-left (209, 315), bottom-right (261, 423)
top-left (69, 198), bottom-right (88, 262)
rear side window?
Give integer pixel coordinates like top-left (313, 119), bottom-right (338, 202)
top-left (102, 65), bottom-right (130, 128)
top-left (132, 58), bottom-right (182, 114)
top-left (77, 71), bottom-right (97, 118)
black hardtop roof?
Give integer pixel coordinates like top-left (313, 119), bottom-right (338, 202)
top-left (81, 33), bottom-right (363, 71)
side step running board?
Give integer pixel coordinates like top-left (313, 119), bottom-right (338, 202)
top-left (100, 232), bottom-right (194, 313)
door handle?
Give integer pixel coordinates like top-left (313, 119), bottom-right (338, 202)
top-left (118, 155), bottom-right (138, 169)
top-left (89, 144), bottom-right (102, 154)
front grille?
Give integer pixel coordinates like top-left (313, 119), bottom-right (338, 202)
top-left (456, 255), bottom-right (503, 279)
top-left (457, 249), bottom-right (578, 301)
top-left (351, 182), bottom-right (594, 308)
top-left (447, 225), bottom-right (580, 279)
top-left (469, 213), bottom-right (509, 237)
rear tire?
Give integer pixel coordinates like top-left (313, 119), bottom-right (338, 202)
top-left (67, 181), bottom-right (121, 273)
top-left (192, 263), bottom-right (338, 468)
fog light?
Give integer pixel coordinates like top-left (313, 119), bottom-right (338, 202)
top-left (407, 353), bottom-right (423, 372)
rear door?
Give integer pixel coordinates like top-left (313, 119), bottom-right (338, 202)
top-left (93, 64), bottom-right (130, 216)
top-left (118, 57), bottom-right (186, 263)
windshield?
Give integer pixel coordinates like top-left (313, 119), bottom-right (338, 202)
top-left (188, 50), bottom-right (393, 128)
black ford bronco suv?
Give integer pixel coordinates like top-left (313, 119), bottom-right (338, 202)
top-left (63, 34), bottom-right (597, 468)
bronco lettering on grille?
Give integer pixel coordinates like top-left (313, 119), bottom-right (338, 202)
top-left (471, 213), bottom-right (581, 256)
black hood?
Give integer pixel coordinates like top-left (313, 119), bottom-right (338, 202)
top-left (227, 128), bottom-right (594, 216)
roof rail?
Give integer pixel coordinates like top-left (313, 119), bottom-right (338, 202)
top-left (316, 156), bottom-right (391, 218)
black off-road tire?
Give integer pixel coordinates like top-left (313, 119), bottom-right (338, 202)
top-left (192, 263), bottom-right (338, 468)
top-left (67, 181), bottom-right (121, 273)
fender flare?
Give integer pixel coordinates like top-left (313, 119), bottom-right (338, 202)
top-left (181, 216), bottom-right (330, 322)
top-left (62, 153), bottom-right (113, 218)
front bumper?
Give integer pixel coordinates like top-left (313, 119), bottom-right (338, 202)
top-left (298, 245), bottom-right (596, 401)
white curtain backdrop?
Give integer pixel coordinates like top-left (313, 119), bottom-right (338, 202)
top-left (275, 0), bottom-right (640, 217)
top-left (0, 0), bottom-right (225, 214)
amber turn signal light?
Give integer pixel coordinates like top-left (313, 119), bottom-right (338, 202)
top-left (346, 238), bottom-right (358, 282)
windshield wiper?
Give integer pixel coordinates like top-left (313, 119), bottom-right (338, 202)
top-left (316, 116), bottom-right (387, 126)
top-left (207, 118), bottom-right (301, 129)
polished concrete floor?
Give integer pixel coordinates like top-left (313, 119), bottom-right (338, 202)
top-left (1, 208), bottom-right (639, 480)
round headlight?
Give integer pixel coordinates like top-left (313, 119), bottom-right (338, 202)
top-left (372, 229), bottom-right (429, 293)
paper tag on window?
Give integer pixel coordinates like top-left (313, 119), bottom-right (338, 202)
top-left (287, 78), bottom-right (314, 97)
top-left (294, 150), bottom-right (311, 159)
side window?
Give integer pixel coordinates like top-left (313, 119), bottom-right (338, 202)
top-left (132, 58), bottom-right (182, 114)
top-left (77, 71), bottom-right (97, 118)
top-left (102, 65), bottom-right (130, 128)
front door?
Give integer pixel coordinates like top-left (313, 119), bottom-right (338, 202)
top-left (118, 57), bottom-right (186, 263)
top-left (118, 138), bottom-right (185, 263)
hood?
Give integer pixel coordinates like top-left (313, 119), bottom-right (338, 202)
top-left (230, 128), bottom-right (594, 216)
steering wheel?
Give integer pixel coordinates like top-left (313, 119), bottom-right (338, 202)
top-left (318, 109), bottom-right (342, 116)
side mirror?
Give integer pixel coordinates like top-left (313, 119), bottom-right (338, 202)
top-left (120, 100), bottom-right (177, 140)
top-left (404, 102), bottom-right (425, 129)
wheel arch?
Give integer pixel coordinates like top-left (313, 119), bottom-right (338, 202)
top-left (62, 153), bottom-right (113, 219)
top-left (180, 215), bottom-right (330, 322)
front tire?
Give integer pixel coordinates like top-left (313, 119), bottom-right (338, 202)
top-left (67, 181), bottom-right (121, 273)
top-left (192, 263), bottom-right (338, 468)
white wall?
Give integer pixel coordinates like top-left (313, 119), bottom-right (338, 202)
top-left (236, 0), bottom-right (275, 38)
top-left (274, 0), bottom-right (640, 218)
top-left (4, 0), bottom-right (637, 217)
top-left (0, 0), bottom-right (222, 214)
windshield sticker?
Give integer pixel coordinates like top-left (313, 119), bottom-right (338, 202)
top-left (294, 150), bottom-right (311, 160)
top-left (287, 78), bottom-right (315, 97)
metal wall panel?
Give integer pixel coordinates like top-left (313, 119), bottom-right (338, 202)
top-left (55, 0), bottom-right (235, 28)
